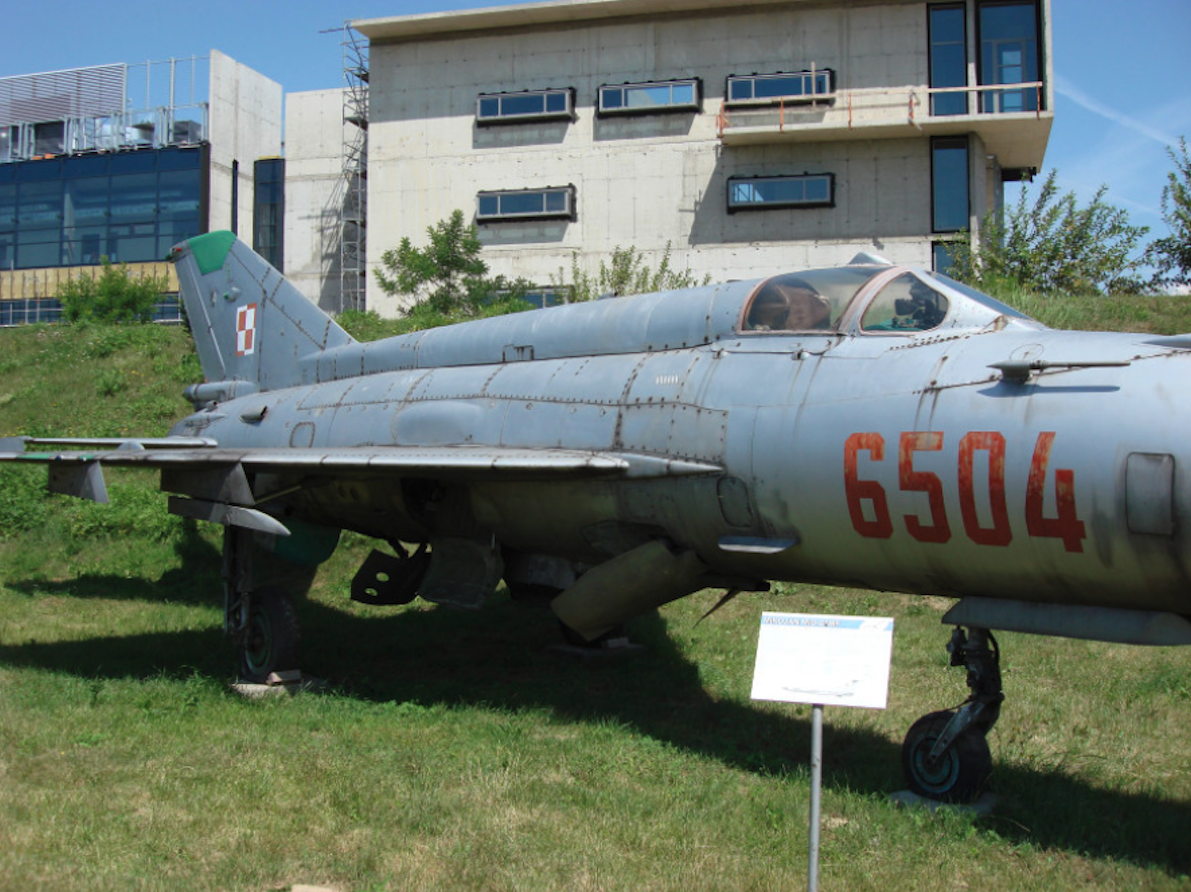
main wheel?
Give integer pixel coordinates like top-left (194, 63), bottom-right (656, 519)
top-left (239, 585), bottom-right (301, 683)
top-left (901, 710), bottom-right (992, 802)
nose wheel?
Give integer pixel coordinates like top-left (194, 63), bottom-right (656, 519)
top-left (222, 525), bottom-right (302, 683)
top-left (238, 585), bottom-right (301, 683)
top-left (902, 627), bottom-right (1002, 802)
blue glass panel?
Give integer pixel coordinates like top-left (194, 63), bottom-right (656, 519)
top-left (16, 239), bottom-right (59, 267)
top-left (108, 151), bottom-right (157, 174)
top-left (729, 79), bottom-right (753, 101)
top-left (159, 170), bottom-right (200, 221)
top-left (672, 83), bottom-right (695, 104)
top-left (109, 223), bottom-right (156, 263)
top-left (754, 75), bottom-right (805, 99)
top-left (65, 177), bottom-right (110, 228)
top-left (501, 94), bottom-right (546, 117)
top-left (544, 190), bottom-right (567, 213)
top-left (157, 147), bottom-right (202, 171)
top-left (627, 85), bottom-right (671, 108)
top-left (932, 138), bottom-right (969, 232)
top-left (545, 91), bottom-right (568, 113)
top-left (0, 184), bottom-right (15, 231)
top-left (479, 97), bottom-right (500, 118)
top-left (499, 191), bottom-right (545, 216)
top-left (932, 242), bottom-right (959, 274)
top-left (109, 173), bottom-right (157, 223)
top-left (478, 195), bottom-right (499, 217)
top-left (804, 177), bottom-right (830, 203)
top-left (17, 181), bottom-right (62, 229)
top-left (64, 154), bottom-right (110, 178)
top-left (15, 158), bottom-right (63, 181)
top-left (600, 87), bottom-right (623, 110)
top-left (979, 1), bottom-right (1039, 112)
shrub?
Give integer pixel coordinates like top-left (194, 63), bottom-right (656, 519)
top-left (58, 258), bottom-right (169, 324)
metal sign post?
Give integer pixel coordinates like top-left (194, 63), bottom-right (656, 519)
top-left (751, 613), bottom-right (894, 892)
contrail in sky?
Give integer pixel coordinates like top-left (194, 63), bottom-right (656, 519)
top-left (1053, 74), bottom-right (1179, 148)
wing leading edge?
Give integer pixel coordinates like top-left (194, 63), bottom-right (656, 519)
top-left (0, 438), bottom-right (721, 521)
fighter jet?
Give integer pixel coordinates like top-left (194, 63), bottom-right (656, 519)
top-left (3, 230), bottom-right (1189, 802)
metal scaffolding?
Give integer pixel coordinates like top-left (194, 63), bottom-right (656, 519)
top-left (339, 26), bottom-right (369, 312)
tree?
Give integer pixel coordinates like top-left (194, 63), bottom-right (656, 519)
top-left (945, 170), bottom-right (1149, 295)
top-left (374, 209), bottom-right (529, 317)
top-left (1146, 137), bottom-right (1191, 291)
top-left (57, 258), bottom-right (169, 323)
top-left (551, 243), bottom-right (711, 302)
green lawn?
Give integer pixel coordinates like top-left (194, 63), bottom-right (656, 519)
top-left (1, 294), bottom-right (1189, 891)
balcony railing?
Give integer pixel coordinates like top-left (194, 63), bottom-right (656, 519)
top-left (716, 81), bottom-right (1045, 138)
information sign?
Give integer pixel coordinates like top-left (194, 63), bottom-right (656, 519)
top-left (751, 612), bottom-right (894, 710)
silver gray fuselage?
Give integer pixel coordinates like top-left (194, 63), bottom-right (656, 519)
top-left (171, 271), bottom-right (1191, 616)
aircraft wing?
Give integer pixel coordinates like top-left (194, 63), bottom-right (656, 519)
top-left (0, 436), bottom-right (720, 510)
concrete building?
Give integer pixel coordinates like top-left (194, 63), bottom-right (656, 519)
top-left (352, 0), bottom-right (1052, 316)
top-left (0, 52), bottom-right (281, 323)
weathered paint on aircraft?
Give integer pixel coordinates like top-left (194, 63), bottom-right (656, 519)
top-left (3, 231), bottom-right (1188, 801)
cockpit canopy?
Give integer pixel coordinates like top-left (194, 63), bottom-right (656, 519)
top-left (740, 265), bottom-right (1033, 335)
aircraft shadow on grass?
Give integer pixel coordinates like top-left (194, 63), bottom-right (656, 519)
top-left (2, 543), bottom-right (1188, 878)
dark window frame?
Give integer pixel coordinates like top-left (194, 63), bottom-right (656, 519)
top-left (253, 157), bottom-right (285, 270)
top-left (596, 78), bottom-right (702, 117)
top-left (929, 3), bottom-right (969, 116)
top-left (475, 88), bottom-right (576, 126)
top-left (931, 135), bottom-right (970, 233)
top-left (476, 185), bottom-right (577, 223)
top-left (724, 69), bottom-right (835, 106)
top-left (976, 0), bottom-right (1043, 113)
top-left (726, 173), bottom-right (836, 213)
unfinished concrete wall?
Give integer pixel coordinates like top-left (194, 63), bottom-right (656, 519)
top-left (362, 0), bottom-right (1029, 315)
top-left (208, 50), bottom-right (283, 241)
top-left (284, 89), bottom-right (350, 312)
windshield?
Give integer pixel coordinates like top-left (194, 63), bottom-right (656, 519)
top-left (741, 267), bottom-right (884, 332)
top-left (861, 273), bottom-right (949, 332)
top-left (927, 272), bottom-right (1034, 321)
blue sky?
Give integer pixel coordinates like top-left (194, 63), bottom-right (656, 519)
top-left (2, 0), bottom-right (1188, 244)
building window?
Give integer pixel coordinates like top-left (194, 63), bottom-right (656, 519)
top-left (725, 70), bottom-right (834, 105)
top-left (931, 136), bottom-right (969, 233)
top-left (476, 89), bottom-right (574, 125)
top-left (253, 157), bottom-right (285, 270)
top-left (932, 241), bottom-right (961, 274)
top-left (477, 186), bottom-right (576, 222)
top-left (0, 146), bottom-right (205, 270)
top-left (929, 4), bottom-right (968, 116)
top-left (597, 79), bottom-right (701, 116)
top-left (978, 1), bottom-right (1040, 113)
top-left (727, 174), bottom-right (834, 212)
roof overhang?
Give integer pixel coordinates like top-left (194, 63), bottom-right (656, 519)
top-left (352, 0), bottom-right (914, 43)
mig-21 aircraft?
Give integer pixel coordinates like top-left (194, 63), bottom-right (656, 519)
top-left (3, 230), bottom-right (1190, 801)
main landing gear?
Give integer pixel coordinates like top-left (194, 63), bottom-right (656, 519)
top-left (902, 627), bottom-right (1003, 802)
top-left (222, 526), bottom-right (301, 683)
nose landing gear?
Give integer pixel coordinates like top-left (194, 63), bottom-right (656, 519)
top-left (223, 525), bottom-right (301, 683)
top-left (902, 627), bottom-right (1003, 802)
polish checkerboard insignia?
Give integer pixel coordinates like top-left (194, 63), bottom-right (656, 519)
top-left (236, 303), bottom-right (258, 356)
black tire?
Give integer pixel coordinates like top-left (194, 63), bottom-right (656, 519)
top-left (239, 585), bottom-right (301, 683)
top-left (901, 710), bottom-right (992, 802)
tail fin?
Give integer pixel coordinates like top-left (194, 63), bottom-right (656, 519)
top-left (170, 231), bottom-right (355, 398)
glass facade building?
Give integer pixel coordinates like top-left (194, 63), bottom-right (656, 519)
top-left (0, 145), bottom-right (207, 271)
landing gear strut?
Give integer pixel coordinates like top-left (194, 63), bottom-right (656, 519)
top-left (902, 626), bottom-right (1003, 802)
top-left (222, 525), bottom-right (301, 683)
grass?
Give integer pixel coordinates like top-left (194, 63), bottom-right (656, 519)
top-left (1, 295), bottom-right (1191, 892)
